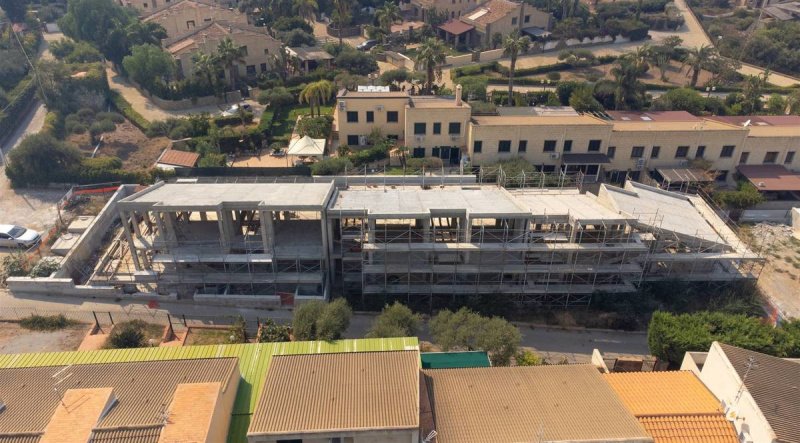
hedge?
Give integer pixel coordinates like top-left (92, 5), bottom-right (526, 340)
top-left (0, 77), bottom-right (37, 143)
top-left (213, 112), bottom-right (254, 127)
top-left (109, 90), bottom-right (150, 132)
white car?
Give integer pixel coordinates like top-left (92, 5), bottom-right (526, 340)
top-left (0, 225), bottom-right (41, 248)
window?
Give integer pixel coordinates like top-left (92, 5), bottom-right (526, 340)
top-left (720, 145), bottom-right (735, 157)
top-left (366, 111), bottom-right (374, 123)
top-left (588, 140), bottom-right (601, 152)
top-left (473, 140), bottom-right (483, 153)
top-left (413, 147), bottom-right (425, 157)
top-left (563, 140), bottom-right (572, 152)
top-left (518, 140), bottom-right (527, 153)
top-left (543, 140), bottom-right (556, 152)
top-left (498, 140), bottom-right (511, 152)
top-left (432, 147), bottom-right (440, 157)
top-left (245, 65), bottom-right (256, 76)
top-left (675, 146), bottom-right (689, 158)
top-left (259, 63), bottom-right (267, 72)
top-left (346, 111), bottom-right (358, 123)
top-left (387, 111), bottom-right (398, 122)
top-left (715, 170), bottom-right (728, 182)
top-left (240, 46), bottom-right (248, 56)
top-left (186, 20), bottom-right (195, 29)
top-left (607, 146), bottom-right (616, 159)
top-left (347, 135), bottom-right (359, 145)
top-left (650, 146), bottom-right (660, 158)
top-left (739, 151), bottom-right (749, 164)
top-left (203, 17), bottom-right (211, 22)
top-left (448, 122), bottom-right (461, 135)
top-left (512, 17), bottom-right (518, 25)
top-left (631, 146), bottom-right (644, 158)
top-left (433, 122), bottom-right (441, 134)
top-left (764, 151), bottom-right (779, 164)
top-left (786, 151), bottom-right (796, 164)
top-left (696, 145), bottom-right (705, 159)
top-left (414, 123), bottom-right (426, 135)
top-left (264, 48), bottom-right (270, 55)
top-left (524, 14), bottom-right (530, 23)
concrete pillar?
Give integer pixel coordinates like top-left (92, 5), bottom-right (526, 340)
top-left (154, 212), bottom-right (167, 249)
top-left (120, 211), bottom-right (142, 271)
top-left (422, 218), bottom-right (431, 243)
top-left (367, 218), bottom-right (376, 264)
top-left (260, 210), bottom-right (274, 254)
top-left (463, 216), bottom-right (472, 263)
top-left (130, 210), bottom-right (142, 238)
top-left (217, 210), bottom-right (231, 252)
top-left (200, 212), bottom-right (208, 222)
top-left (163, 212), bottom-right (178, 247)
top-left (320, 213), bottom-right (330, 287)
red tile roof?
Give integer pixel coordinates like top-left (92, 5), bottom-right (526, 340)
top-left (158, 149), bottom-right (200, 167)
top-left (438, 19), bottom-right (474, 35)
top-left (737, 164), bottom-right (800, 192)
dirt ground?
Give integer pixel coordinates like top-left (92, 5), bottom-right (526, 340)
top-left (740, 223), bottom-right (800, 320)
top-left (68, 120), bottom-right (170, 170)
top-left (0, 322), bottom-right (86, 354)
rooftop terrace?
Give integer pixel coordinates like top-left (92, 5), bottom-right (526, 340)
top-left (509, 189), bottom-right (629, 223)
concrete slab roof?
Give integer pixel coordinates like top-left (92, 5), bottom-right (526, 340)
top-left (329, 186), bottom-right (530, 218)
top-left (120, 182), bottom-right (334, 210)
top-left (509, 189), bottom-right (630, 223)
top-left (599, 181), bottom-right (724, 243)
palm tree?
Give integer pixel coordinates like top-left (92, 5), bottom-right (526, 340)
top-left (216, 37), bottom-right (246, 90)
top-left (611, 53), bottom-right (648, 110)
top-left (503, 31), bottom-right (531, 106)
top-left (415, 38), bottom-right (447, 94)
top-left (332, 0), bottom-right (352, 48)
top-left (375, 1), bottom-right (401, 35)
top-left (299, 80), bottom-right (334, 116)
top-left (682, 45), bottom-right (717, 88)
top-left (125, 21), bottom-right (167, 46)
top-left (294, 0), bottom-right (319, 24)
top-left (192, 52), bottom-right (221, 94)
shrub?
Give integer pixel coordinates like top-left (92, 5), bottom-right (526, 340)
top-left (292, 299), bottom-right (352, 341)
top-left (28, 258), bottom-right (61, 278)
top-left (228, 316), bottom-right (248, 343)
top-left (366, 302), bottom-right (422, 338)
top-left (213, 112), bottom-right (254, 127)
top-left (311, 157), bottom-right (353, 175)
top-left (0, 252), bottom-right (29, 282)
top-left (71, 123), bottom-right (87, 134)
top-left (90, 118), bottom-right (117, 136)
top-left (405, 157), bottom-right (443, 170)
top-left (19, 314), bottom-right (78, 331)
top-left (295, 115), bottom-right (333, 138)
top-left (430, 307), bottom-right (521, 366)
top-left (546, 72), bottom-right (561, 81)
top-left (5, 133), bottom-right (83, 187)
top-left (110, 91), bottom-right (149, 131)
top-left (107, 320), bottom-right (147, 349)
top-left (96, 112), bottom-right (125, 124)
top-left (257, 318), bottom-right (291, 342)
top-left (515, 349), bottom-right (544, 366)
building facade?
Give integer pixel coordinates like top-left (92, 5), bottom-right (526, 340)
top-left (142, 0), bottom-right (247, 39)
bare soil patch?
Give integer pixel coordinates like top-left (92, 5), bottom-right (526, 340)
top-left (0, 322), bottom-right (86, 354)
top-left (739, 223), bottom-right (800, 319)
top-left (68, 120), bottom-right (170, 170)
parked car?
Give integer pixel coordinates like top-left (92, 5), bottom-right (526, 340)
top-left (357, 40), bottom-right (377, 51)
top-left (0, 225), bottom-right (41, 248)
top-left (221, 103), bottom-right (253, 117)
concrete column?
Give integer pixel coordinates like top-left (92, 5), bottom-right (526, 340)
top-left (163, 212), bottom-right (178, 248)
top-left (154, 212), bottom-right (167, 249)
top-left (130, 210), bottom-right (142, 238)
top-left (217, 210), bottom-right (231, 253)
top-left (463, 216), bottom-right (472, 263)
top-left (200, 212), bottom-right (208, 222)
top-left (422, 218), bottom-right (431, 243)
top-left (120, 210), bottom-right (142, 271)
top-left (367, 218), bottom-right (376, 264)
top-left (320, 213), bottom-right (330, 287)
top-left (260, 210), bottom-right (274, 254)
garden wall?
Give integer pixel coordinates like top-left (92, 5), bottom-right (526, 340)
top-left (445, 35), bottom-right (621, 67)
top-left (384, 51), bottom-right (415, 70)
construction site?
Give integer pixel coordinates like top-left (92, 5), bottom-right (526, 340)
top-left (5, 173), bottom-right (765, 308)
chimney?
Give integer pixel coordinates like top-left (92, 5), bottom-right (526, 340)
top-left (455, 84), bottom-right (463, 106)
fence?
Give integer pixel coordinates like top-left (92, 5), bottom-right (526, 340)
top-left (0, 306), bottom-right (284, 335)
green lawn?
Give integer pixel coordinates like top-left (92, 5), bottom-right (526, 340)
top-left (270, 104), bottom-right (334, 143)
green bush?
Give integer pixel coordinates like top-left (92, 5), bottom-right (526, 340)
top-left (366, 302), bottom-right (422, 338)
top-left (96, 112), bottom-right (125, 124)
top-left (28, 258), bottom-right (61, 278)
top-left (213, 112), bottom-right (254, 127)
top-left (0, 77), bottom-right (36, 142)
top-left (292, 299), bottom-right (352, 341)
top-left (19, 314), bottom-right (78, 331)
top-left (107, 320), bottom-right (148, 349)
top-left (257, 318), bottom-right (291, 342)
top-left (295, 115), bottom-right (333, 139)
top-left (430, 307), bottom-right (521, 366)
top-left (109, 90), bottom-right (149, 132)
top-left (311, 157), bottom-right (353, 175)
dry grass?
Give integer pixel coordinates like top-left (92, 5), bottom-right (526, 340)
top-left (67, 119), bottom-right (170, 170)
top-left (183, 328), bottom-right (233, 346)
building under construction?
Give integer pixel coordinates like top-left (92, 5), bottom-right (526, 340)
top-left (10, 178), bottom-right (762, 308)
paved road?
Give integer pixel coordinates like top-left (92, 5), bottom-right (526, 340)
top-left (0, 288), bottom-right (649, 361)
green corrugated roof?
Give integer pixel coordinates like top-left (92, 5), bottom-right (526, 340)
top-left (0, 337), bottom-right (418, 443)
top-left (420, 351), bottom-right (491, 369)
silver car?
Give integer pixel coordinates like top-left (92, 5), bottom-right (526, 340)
top-left (0, 225), bottom-right (41, 248)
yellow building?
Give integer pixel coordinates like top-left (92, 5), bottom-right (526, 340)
top-left (120, 0), bottom-right (237, 16)
top-left (334, 87), bottom-right (472, 164)
top-left (706, 115), bottom-right (800, 171)
top-left (164, 21), bottom-right (283, 82)
top-left (458, 0), bottom-right (550, 48)
top-left (409, 0), bottom-right (485, 21)
top-left (142, 0), bottom-right (247, 39)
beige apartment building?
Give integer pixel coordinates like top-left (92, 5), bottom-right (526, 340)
top-left (705, 115), bottom-right (800, 170)
top-left (165, 21), bottom-right (283, 81)
top-left (459, 0), bottom-right (550, 48)
top-left (143, 0), bottom-right (247, 39)
top-left (120, 0), bottom-right (237, 15)
top-left (334, 87), bottom-right (471, 164)
top-left (409, 0), bottom-right (485, 21)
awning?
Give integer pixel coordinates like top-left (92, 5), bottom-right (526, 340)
top-left (521, 27), bottom-right (551, 38)
top-left (737, 164), bottom-right (800, 192)
top-left (438, 19), bottom-right (474, 35)
top-left (656, 167), bottom-right (712, 183)
top-left (287, 135), bottom-right (326, 156)
top-left (562, 153), bottom-right (611, 164)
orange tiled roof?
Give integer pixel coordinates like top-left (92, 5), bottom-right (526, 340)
top-left (158, 149), bottom-right (200, 167)
top-left (603, 371), bottom-right (723, 416)
top-left (639, 415), bottom-right (738, 443)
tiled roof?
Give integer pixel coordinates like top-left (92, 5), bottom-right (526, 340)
top-left (718, 342), bottom-right (800, 443)
top-left (603, 371), bottom-right (724, 416)
top-left (248, 351), bottom-right (420, 436)
top-left (461, 0), bottom-right (520, 26)
top-left (639, 415), bottom-right (738, 443)
top-left (89, 426), bottom-right (162, 443)
top-left (0, 358), bottom-right (237, 436)
top-left (158, 149), bottom-right (200, 167)
top-left (422, 365), bottom-right (650, 443)
top-left (143, 0), bottom-right (238, 21)
top-left (736, 164), bottom-right (800, 192)
top-left (0, 338), bottom-right (419, 443)
top-left (164, 21), bottom-right (274, 54)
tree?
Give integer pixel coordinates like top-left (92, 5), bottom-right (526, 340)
top-left (215, 37), bottom-right (246, 90)
top-left (0, 0), bottom-right (28, 22)
top-left (611, 52), bottom-right (648, 110)
top-left (569, 84), bottom-right (604, 112)
top-left (335, 49), bottom-right (379, 76)
top-left (415, 38), bottom-right (447, 94)
top-left (429, 308), bottom-right (521, 366)
top-left (375, 1), bottom-right (401, 35)
top-left (294, 0), bottom-right (318, 24)
top-left (292, 299), bottom-right (352, 341)
top-left (257, 86), bottom-right (295, 109)
top-left (741, 71), bottom-right (769, 115)
top-left (122, 44), bottom-right (175, 91)
top-left (331, 0), bottom-right (352, 47)
top-left (558, 49), bottom-right (596, 68)
top-left (299, 79), bottom-right (334, 116)
top-left (786, 89), bottom-right (800, 115)
top-left (59, 0), bottom-right (135, 59)
top-left (682, 45), bottom-right (717, 88)
top-left (125, 21), bottom-right (168, 48)
top-left (765, 94), bottom-right (787, 115)
top-left (652, 88), bottom-right (705, 114)
top-left (192, 52), bottom-right (223, 96)
top-left (5, 133), bottom-right (82, 187)
top-left (366, 302), bottom-right (422, 338)
top-left (257, 318), bottom-right (291, 342)
top-left (714, 182), bottom-right (764, 210)
top-left (503, 31), bottom-right (531, 106)
top-left (380, 69), bottom-right (410, 89)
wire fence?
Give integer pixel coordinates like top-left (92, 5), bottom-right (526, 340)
top-left (0, 306), bottom-right (283, 334)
